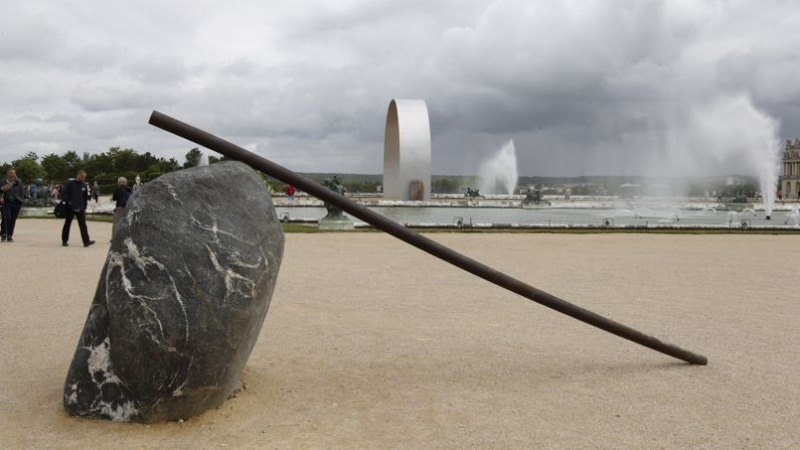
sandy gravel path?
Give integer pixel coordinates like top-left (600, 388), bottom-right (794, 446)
top-left (1, 219), bottom-right (798, 448)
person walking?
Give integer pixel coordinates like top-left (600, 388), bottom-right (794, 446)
top-left (1, 167), bottom-right (24, 242)
top-left (110, 176), bottom-right (133, 240)
top-left (91, 181), bottom-right (101, 203)
top-left (29, 182), bottom-right (38, 202)
top-left (60, 169), bottom-right (95, 247)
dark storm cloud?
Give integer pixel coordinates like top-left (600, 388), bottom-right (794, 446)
top-left (423, 0), bottom-right (796, 178)
top-left (1, 0), bottom-right (799, 181)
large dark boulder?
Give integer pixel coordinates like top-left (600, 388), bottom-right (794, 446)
top-left (64, 161), bottom-right (284, 423)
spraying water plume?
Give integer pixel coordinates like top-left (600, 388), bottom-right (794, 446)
top-left (650, 95), bottom-right (781, 216)
top-left (478, 140), bottom-right (519, 195)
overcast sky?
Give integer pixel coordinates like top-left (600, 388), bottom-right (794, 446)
top-left (2, 0), bottom-right (799, 177)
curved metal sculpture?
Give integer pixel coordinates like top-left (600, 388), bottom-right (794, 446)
top-left (383, 99), bottom-right (431, 201)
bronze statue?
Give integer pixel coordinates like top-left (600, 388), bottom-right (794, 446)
top-left (465, 187), bottom-right (481, 199)
top-left (322, 175), bottom-right (346, 219)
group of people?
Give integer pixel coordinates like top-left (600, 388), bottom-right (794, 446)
top-left (5, 179), bottom-right (67, 205)
top-left (1, 167), bottom-right (133, 246)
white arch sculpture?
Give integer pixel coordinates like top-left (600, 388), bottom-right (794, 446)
top-left (383, 99), bottom-right (431, 201)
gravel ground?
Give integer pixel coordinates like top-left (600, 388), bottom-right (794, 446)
top-left (1, 219), bottom-right (798, 449)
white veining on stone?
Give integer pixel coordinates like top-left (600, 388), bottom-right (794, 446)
top-left (125, 200), bottom-right (142, 228)
top-left (165, 182), bottom-right (180, 202)
top-left (205, 244), bottom-right (264, 302)
top-left (229, 251), bottom-right (263, 269)
top-left (207, 246), bottom-right (224, 273)
top-left (257, 247), bottom-right (272, 291)
top-left (83, 337), bottom-right (139, 422)
top-left (87, 338), bottom-right (123, 385)
top-left (100, 400), bottom-right (138, 423)
top-left (106, 251), bottom-right (166, 346)
top-left (191, 210), bottom-right (268, 302)
top-left (66, 383), bottom-right (79, 404)
top-left (190, 213), bottom-right (253, 246)
top-left (171, 355), bottom-right (194, 397)
top-left (105, 238), bottom-right (191, 345)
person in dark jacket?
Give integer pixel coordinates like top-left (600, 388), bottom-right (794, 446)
top-left (110, 176), bottom-right (133, 240)
top-left (1, 167), bottom-right (24, 242)
top-left (60, 169), bottom-right (95, 247)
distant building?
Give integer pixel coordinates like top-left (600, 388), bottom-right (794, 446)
top-left (780, 139), bottom-right (800, 199)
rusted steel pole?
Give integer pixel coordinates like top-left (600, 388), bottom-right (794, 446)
top-left (149, 110), bottom-right (708, 365)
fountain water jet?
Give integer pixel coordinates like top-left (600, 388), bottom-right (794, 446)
top-left (753, 133), bottom-right (780, 220)
top-left (478, 140), bottom-right (519, 195)
top-left (720, 99), bottom-right (780, 219)
top-left (651, 96), bottom-right (781, 219)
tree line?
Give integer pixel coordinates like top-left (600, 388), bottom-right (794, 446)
top-left (0, 147), bottom-right (220, 193)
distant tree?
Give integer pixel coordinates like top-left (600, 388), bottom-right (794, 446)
top-left (85, 151), bottom-right (114, 177)
top-left (11, 152), bottom-right (46, 182)
top-left (10, 147), bottom-right (185, 187)
top-left (431, 177), bottom-right (461, 194)
top-left (343, 180), bottom-right (379, 193)
top-left (143, 162), bottom-right (166, 181)
top-left (62, 151), bottom-right (83, 177)
top-left (208, 155), bottom-right (231, 164)
top-left (165, 157), bottom-right (181, 172)
top-left (111, 148), bottom-right (141, 173)
top-left (42, 153), bottom-right (68, 182)
top-left (137, 152), bottom-right (161, 172)
top-left (41, 150), bottom-right (97, 182)
top-left (570, 185), bottom-right (595, 196)
top-left (183, 147), bottom-right (203, 168)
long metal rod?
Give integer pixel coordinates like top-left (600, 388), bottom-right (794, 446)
top-left (149, 110), bottom-right (707, 365)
